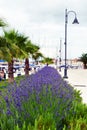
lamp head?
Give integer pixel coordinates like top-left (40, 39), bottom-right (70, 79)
top-left (72, 17), bottom-right (79, 24)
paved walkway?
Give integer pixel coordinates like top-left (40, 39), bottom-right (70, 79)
top-left (59, 68), bottom-right (87, 104)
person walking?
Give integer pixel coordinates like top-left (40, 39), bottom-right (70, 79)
top-left (2, 69), bottom-right (6, 80)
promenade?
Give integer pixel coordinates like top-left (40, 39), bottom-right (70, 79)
top-left (59, 68), bottom-right (87, 104)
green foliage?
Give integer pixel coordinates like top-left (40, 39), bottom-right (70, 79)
top-left (0, 80), bottom-right (8, 89)
top-left (0, 112), bottom-right (56, 130)
top-left (0, 75), bottom-right (25, 90)
top-left (29, 114), bottom-right (56, 130)
top-left (32, 51), bottom-right (43, 61)
top-left (3, 29), bottom-right (28, 60)
top-left (63, 100), bottom-right (87, 130)
top-left (73, 89), bottom-right (82, 102)
top-left (63, 117), bottom-right (87, 130)
top-left (42, 57), bottom-right (53, 64)
top-left (0, 110), bottom-right (15, 130)
top-left (80, 53), bottom-right (87, 64)
top-left (0, 68), bottom-right (87, 130)
top-left (79, 53), bottom-right (87, 68)
top-left (0, 18), bottom-right (7, 27)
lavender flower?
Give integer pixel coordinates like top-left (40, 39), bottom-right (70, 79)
top-left (2, 66), bottom-right (76, 128)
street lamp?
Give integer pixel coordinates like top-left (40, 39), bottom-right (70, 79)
top-left (63, 9), bottom-right (79, 78)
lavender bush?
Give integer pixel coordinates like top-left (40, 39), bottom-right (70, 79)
top-left (0, 66), bottom-right (79, 130)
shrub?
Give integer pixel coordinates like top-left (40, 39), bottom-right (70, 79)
top-left (63, 101), bottom-right (87, 130)
top-left (0, 66), bottom-right (82, 130)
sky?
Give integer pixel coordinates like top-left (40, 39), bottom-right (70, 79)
top-left (0, 0), bottom-right (87, 59)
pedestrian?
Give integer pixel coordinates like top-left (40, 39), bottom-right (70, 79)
top-left (1, 69), bottom-right (4, 80)
top-left (46, 63), bottom-right (48, 66)
top-left (0, 72), bottom-right (2, 81)
top-left (2, 69), bottom-right (6, 80)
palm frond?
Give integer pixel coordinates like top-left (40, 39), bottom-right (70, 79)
top-left (0, 19), bottom-right (7, 27)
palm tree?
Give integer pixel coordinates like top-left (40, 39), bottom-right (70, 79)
top-left (79, 53), bottom-right (87, 69)
top-left (3, 29), bottom-right (27, 82)
top-left (14, 35), bottom-right (34, 76)
top-left (7, 31), bottom-right (40, 77)
top-left (8, 32), bottom-right (39, 76)
top-left (1, 28), bottom-right (42, 79)
top-left (0, 36), bottom-right (16, 82)
top-left (24, 41), bottom-right (40, 76)
top-left (16, 36), bottom-right (29, 76)
top-left (41, 57), bottom-right (53, 65)
top-left (32, 51), bottom-right (43, 64)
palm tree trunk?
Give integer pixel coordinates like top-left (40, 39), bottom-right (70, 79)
top-left (25, 58), bottom-right (29, 76)
top-left (8, 59), bottom-right (14, 82)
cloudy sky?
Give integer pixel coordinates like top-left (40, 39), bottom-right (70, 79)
top-left (0, 0), bottom-right (87, 59)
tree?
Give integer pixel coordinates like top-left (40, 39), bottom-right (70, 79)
top-left (0, 25), bottom-right (42, 79)
top-left (32, 51), bottom-right (43, 64)
top-left (24, 41), bottom-right (40, 76)
top-left (3, 29), bottom-right (27, 82)
top-left (14, 33), bottom-right (40, 76)
top-left (42, 57), bottom-right (53, 65)
top-left (79, 53), bottom-right (87, 69)
top-left (5, 30), bottom-right (41, 77)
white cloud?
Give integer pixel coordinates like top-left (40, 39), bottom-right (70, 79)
top-left (0, 0), bottom-right (87, 59)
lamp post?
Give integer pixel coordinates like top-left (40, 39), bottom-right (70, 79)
top-left (63, 9), bottom-right (79, 78)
